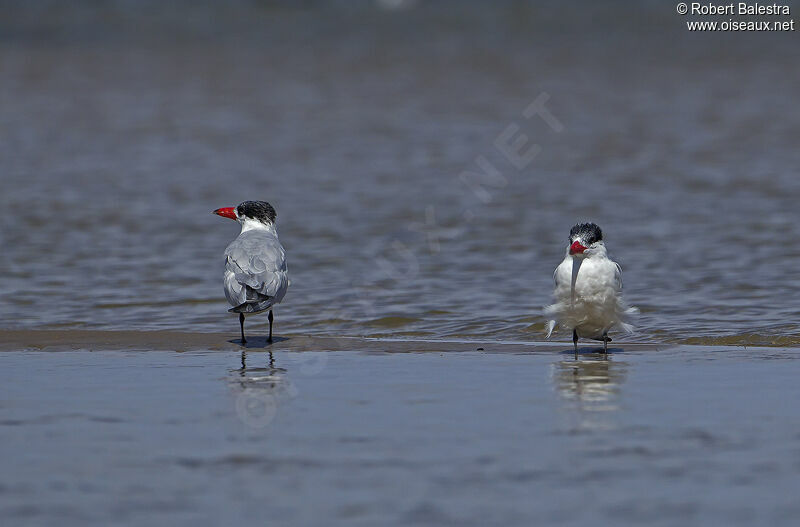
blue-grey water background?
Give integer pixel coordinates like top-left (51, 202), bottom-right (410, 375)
top-left (2, 1), bottom-right (800, 344)
top-left (3, 4), bottom-right (800, 526)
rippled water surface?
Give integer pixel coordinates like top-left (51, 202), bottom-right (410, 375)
top-left (1, 2), bottom-right (800, 345)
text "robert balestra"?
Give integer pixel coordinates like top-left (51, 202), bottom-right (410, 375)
top-left (690, 3), bottom-right (790, 15)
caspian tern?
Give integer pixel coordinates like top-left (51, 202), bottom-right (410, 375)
top-left (213, 201), bottom-right (289, 344)
top-left (544, 222), bottom-right (636, 358)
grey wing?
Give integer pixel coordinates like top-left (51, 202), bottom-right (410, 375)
top-left (614, 262), bottom-right (623, 291)
top-left (223, 231), bottom-right (289, 311)
top-left (553, 259), bottom-right (569, 288)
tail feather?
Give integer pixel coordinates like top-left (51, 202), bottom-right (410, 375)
top-left (545, 320), bottom-right (556, 339)
top-left (617, 321), bottom-right (635, 334)
top-left (229, 299), bottom-right (274, 314)
top-left (229, 287), bottom-right (275, 314)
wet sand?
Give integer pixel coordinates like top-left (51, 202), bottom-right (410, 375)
top-left (3, 333), bottom-right (800, 526)
top-left (0, 329), bottom-right (666, 354)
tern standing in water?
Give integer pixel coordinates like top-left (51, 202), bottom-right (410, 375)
top-left (544, 222), bottom-right (635, 359)
top-left (213, 201), bottom-right (289, 344)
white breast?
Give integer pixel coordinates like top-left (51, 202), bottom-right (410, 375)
top-left (545, 255), bottom-right (633, 339)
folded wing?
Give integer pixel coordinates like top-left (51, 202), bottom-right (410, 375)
top-left (223, 230), bottom-right (289, 313)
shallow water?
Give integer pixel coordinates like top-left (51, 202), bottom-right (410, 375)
top-left (3, 345), bottom-right (800, 526)
top-left (1, 2), bottom-right (800, 345)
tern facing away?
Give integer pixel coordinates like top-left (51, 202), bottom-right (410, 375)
top-left (213, 201), bottom-right (289, 344)
top-left (544, 222), bottom-right (636, 359)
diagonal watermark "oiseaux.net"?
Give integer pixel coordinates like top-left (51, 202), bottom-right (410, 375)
top-left (233, 92), bottom-right (566, 429)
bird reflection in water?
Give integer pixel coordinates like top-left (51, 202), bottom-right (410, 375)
top-left (552, 356), bottom-right (628, 427)
top-left (229, 351), bottom-right (296, 429)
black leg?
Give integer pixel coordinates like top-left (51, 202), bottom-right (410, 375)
top-left (268, 309), bottom-right (274, 343)
top-left (603, 332), bottom-right (609, 358)
top-left (573, 329), bottom-right (579, 360)
top-left (239, 313), bottom-right (247, 344)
